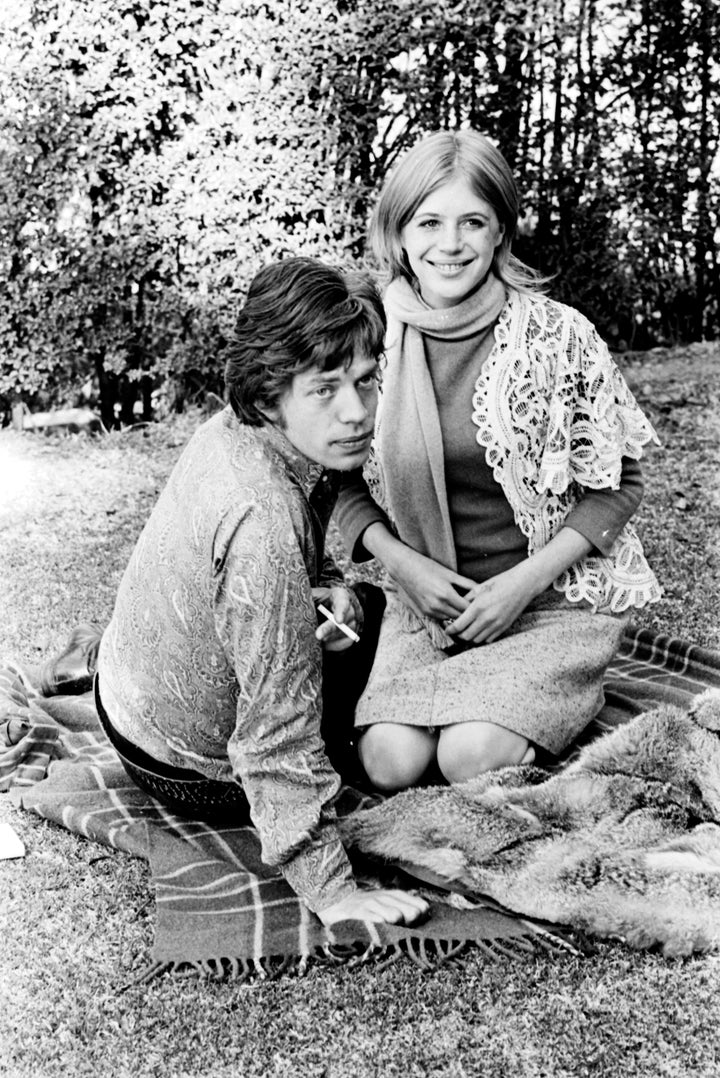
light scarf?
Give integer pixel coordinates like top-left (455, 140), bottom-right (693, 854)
top-left (376, 273), bottom-right (507, 574)
top-left (368, 276), bottom-right (662, 626)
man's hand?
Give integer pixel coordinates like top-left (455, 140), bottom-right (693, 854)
top-left (317, 888), bottom-right (430, 927)
top-left (313, 585), bottom-right (361, 652)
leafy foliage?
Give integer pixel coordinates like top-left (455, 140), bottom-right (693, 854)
top-left (0, 0), bottom-right (718, 422)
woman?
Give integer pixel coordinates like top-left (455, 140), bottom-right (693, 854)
top-left (335, 130), bottom-right (661, 792)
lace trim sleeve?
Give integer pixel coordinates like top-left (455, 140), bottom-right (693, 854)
top-left (472, 293), bottom-right (662, 612)
top-left (538, 307), bottom-right (659, 495)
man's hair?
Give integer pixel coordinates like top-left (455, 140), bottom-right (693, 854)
top-left (225, 258), bottom-right (386, 425)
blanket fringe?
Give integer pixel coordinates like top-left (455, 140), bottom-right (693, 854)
top-left (517, 919), bottom-right (585, 958)
top-left (395, 936), bottom-right (469, 971)
top-left (120, 925), bottom-right (577, 988)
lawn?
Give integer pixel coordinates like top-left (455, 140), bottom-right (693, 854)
top-left (1, 342), bottom-right (719, 1078)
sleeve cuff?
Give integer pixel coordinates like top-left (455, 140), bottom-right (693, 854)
top-left (351, 511), bottom-right (391, 562)
top-left (281, 837), bottom-right (359, 914)
top-left (309, 878), bottom-right (359, 916)
top-left (333, 474), bottom-right (391, 563)
top-left (319, 557), bottom-right (344, 587)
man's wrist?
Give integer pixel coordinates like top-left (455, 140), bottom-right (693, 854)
top-left (347, 587), bottom-right (365, 635)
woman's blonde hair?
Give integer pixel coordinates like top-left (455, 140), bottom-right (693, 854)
top-left (370, 129), bottom-right (545, 293)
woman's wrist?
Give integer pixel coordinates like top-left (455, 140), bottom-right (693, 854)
top-left (523, 527), bottom-right (594, 595)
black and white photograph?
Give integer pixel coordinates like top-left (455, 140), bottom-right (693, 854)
top-left (1, 2), bottom-right (719, 1075)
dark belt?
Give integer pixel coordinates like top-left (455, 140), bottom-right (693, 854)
top-left (93, 675), bottom-right (251, 821)
top-left (94, 675), bottom-right (209, 781)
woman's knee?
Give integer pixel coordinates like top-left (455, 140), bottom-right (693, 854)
top-left (358, 724), bottom-right (436, 792)
top-left (437, 722), bottom-right (534, 784)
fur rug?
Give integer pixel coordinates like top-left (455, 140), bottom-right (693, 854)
top-left (340, 690), bottom-right (720, 956)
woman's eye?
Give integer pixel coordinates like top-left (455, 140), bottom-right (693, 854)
top-left (418, 219), bottom-right (440, 229)
top-left (461, 218), bottom-right (485, 229)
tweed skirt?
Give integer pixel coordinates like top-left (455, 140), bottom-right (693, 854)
top-left (354, 589), bottom-right (629, 755)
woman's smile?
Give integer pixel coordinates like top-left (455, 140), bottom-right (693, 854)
top-left (428, 258), bottom-right (475, 277)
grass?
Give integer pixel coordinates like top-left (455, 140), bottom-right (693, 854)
top-left (1, 342), bottom-right (719, 1078)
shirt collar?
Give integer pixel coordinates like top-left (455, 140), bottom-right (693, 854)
top-left (256, 420), bottom-right (326, 499)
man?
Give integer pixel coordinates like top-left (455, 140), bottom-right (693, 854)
top-left (95, 258), bottom-right (427, 928)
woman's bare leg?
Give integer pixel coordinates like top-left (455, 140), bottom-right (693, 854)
top-left (358, 724), bottom-right (437, 792)
top-left (437, 722), bottom-right (534, 784)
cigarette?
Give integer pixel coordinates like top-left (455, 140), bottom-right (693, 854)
top-left (317, 603), bottom-right (360, 643)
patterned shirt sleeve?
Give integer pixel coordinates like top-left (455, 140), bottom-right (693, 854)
top-left (212, 490), bottom-right (357, 914)
top-left (319, 552), bottom-right (345, 588)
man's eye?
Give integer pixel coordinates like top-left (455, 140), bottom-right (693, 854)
top-left (314, 385), bottom-right (334, 399)
top-left (357, 371), bottom-right (379, 389)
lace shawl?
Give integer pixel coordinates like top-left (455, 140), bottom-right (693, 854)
top-left (369, 288), bottom-right (662, 616)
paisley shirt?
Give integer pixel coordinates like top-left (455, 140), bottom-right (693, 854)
top-left (97, 407), bottom-right (357, 913)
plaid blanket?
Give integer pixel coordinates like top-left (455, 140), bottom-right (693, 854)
top-left (0, 664), bottom-right (562, 982)
top-left (556, 626), bottom-right (720, 763)
top-left (2, 625), bottom-right (718, 980)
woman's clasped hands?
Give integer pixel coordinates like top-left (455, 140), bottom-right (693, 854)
top-left (383, 542), bottom-right (542, 646)
top-left (442, 563), bottom-right (543, 645)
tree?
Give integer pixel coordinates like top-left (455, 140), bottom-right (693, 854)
top-left (0, 0), bottom-right (242, 425)
top-left (1, 0), bottom-right (717, 426)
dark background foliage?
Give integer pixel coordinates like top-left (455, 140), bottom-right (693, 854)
top-left (1, 0), bottom-right (718, 425)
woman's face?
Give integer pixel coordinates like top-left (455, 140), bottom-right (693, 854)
top-left (400, 176), bottom-right (505, 309)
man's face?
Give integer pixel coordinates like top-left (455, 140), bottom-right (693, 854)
top-left (268, 352), bottom-right (379, 471)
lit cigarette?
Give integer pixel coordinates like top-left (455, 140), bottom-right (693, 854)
top-left (317, 603), bottom-right (360, 643)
